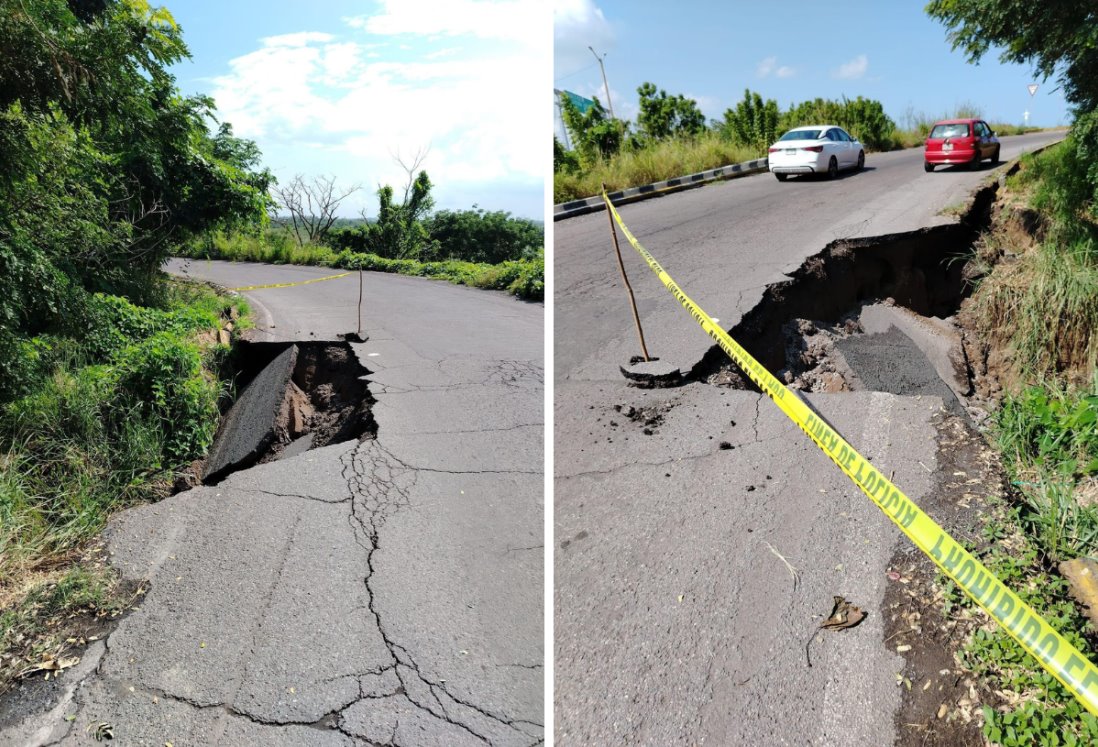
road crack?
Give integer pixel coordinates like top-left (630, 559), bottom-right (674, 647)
top-left (339, 440), bottom-right (542, 745)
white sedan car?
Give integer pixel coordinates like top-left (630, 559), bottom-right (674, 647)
top-left (767, 125), bottom-right (865, 181)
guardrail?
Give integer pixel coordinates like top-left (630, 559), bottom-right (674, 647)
top-left (553, 157), bottom-right (769, 221)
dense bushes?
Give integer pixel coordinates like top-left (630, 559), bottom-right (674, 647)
top-left (326, 207), bottom-right (542, 265)
top-left (182, 234), bottom-right (544, 301)
top-left (1, 285), bottom-right (239, 582)
top-left (0, 1), bottom-right (271, 404)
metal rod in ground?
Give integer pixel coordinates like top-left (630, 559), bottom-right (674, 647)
top-left (357, 268), bottom-right (363, 338)
top-left (603, 185), bottom-right (651, 362)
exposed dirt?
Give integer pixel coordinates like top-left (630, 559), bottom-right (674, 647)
top-left (884, 414), bottom-right (1007, 746)
top-left (0, 540), bottom-right (146, 704)
top-left (693, 222), bottom-right (983, 388)
top-left (188, 341), bottom-right (376, 487)
top-left (281, 343), bottom-right (376, 452)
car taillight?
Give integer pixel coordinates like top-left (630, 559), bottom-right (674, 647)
top-left (768, 147), bottom-right (780, 153)
top-left (802, 146), bottom-right (823, 152)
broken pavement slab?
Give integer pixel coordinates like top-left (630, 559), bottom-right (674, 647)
top-left (620, 357), bottom-right (682, 387)
top-left (202, 344), bottom-right (299, 483)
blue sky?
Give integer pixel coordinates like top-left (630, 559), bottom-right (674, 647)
top-left (166, 0), bottom-right (548, 218)
top-left (554, 0), bottom-right (1071, 140)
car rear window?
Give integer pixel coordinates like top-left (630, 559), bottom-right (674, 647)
top-left (779, 129), bottom-right (822, 141)
top-left (929, 123), bottom-right (970, 139)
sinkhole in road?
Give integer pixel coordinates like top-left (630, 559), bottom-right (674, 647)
top-left (691, 180), bottom-right (998, 412)
top-left (197, 340), bottom-right (377, 486)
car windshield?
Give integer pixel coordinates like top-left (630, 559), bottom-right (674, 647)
top-left (929, 123), bottom-right (970, 139)
top-left (779, 129), bottom-right (822, 141)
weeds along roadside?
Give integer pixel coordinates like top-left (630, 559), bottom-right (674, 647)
top-left (552, 122), bottom-right (1043, 205)
top-left (935, 140), bottom-right (1098, 743)
top-left (0, 279), bottom-right (249, 695)
top-left (181, 232), bottom-right (545, 303)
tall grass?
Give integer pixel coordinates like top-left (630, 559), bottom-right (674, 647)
top-left (970, 141), bottom-right (1098, 558)
top-left (0, 290), bottom-right (236, 581)
top-left (554, 132), bottom-right (757, 203)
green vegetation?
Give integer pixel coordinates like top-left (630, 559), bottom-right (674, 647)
top-left (0, 0), bottom-right (269, 692)
top-left (939, 144), bottom-right (1098, 741)
top-left (554, 130), bottom-right (756, 203)
top-left (217, 160), bottom-right (544, 296)
top-left (0, 281), bottom-right (244, 693)
top-left (554, 79), bottom-right (1049, 203)
top-left (183, 232), bottom-right (544, 301)
top-left (936, 512), bottom-right (1098, 746)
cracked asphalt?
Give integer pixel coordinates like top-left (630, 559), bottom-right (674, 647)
top-left (2, 261), bottom-right (543, 746)
top-left (554, 137), bottom-right (1060, 744)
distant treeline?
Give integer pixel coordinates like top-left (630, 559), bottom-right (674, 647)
top-left (325, 208), bottom-right (543, 265)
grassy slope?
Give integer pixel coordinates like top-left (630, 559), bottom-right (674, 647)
top-left (942, 141), bottom-right (1098, 744)
top-left (0, 280), bottom-right (247, 693)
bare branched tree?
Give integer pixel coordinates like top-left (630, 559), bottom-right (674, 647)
top-left (393, 146), bottom-right (430, 204)
top-left (272, 174), bottom-right (360, 246)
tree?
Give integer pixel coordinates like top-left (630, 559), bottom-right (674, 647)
top-left (636, 82), bottom-right (705, 142)
top-left (0, 0), bottom-right (274, 396)
top-left (273, 175), bottom-right (360, 246)
top-left (721, 89), bottom-right (781, 153)
top-left (357, 150), bottom-right (438, 260)
top-left (426, 208), bottom-right (542, 264)
top-left (926, 0), bottom-right (1098, 198)
top-left (558, 93), bottom-right (624, 167)
top-left (782, 96), bottom-right (896, 151)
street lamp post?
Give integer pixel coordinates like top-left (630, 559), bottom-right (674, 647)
top-left (588, 46), bottom-right (615, 120)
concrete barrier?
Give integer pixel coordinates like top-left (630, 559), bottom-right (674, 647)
top-left (553, 157), bottom-right (769, 221)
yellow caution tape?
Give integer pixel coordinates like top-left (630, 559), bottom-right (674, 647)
top-left (228, 271), bottom-right (351, 292)
top-left (602, 191), bottom-right (1098, 717)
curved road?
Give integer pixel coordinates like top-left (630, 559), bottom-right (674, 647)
top-left (554, 134), bottom-right (1061, 745)
top-left (4, 263), bottom-right (543, 746)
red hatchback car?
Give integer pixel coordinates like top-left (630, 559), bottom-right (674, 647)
top-left (924, 118), bottom-right (1001, 172)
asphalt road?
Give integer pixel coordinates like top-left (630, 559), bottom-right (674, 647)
top-left (556, 131), bottom-right (1063, 378)
top-left (554, 134), bottom-right (1062, 745)
top-left (3, 263), bottom-right (543, 746)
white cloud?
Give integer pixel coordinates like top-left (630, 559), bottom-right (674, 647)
top-left (757, 56), bottom-right (794, 79)
top-left (833, 54), bottom-right (868, 79)
top-left (553, 0), bottom-right (614, 78)
top-left (209, 5), bottom-right (545, 215)
top-left (346, 0), bottom-right (546, 49)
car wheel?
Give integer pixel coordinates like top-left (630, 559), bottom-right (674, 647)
top-left (924, 162), bottom-right (934, 173)
top-left (992, 145), bottom-right (1001, 164)
top-left (827, 157), bottom-right (838, 179)
top-left (970, 150), bottom-right (982, 170)
top-left (775, 173), bottom-right (788, 182)
top-left (856, 151), bottom-right (865, 171)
